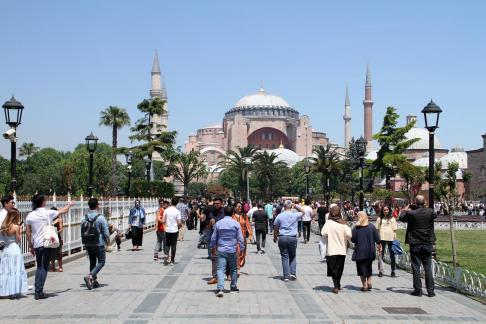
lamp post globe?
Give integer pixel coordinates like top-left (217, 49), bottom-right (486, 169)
top-left (421, 100), bottom-right (442, 208)
top-left (85, 132), bottom-right (98, 197)
top-left (356, 136), bottom-right (367, 211)
top-left (3, 96), bottom-right (24, 193)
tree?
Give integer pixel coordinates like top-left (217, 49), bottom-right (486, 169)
top-left (253, 151), bottom-right (288, 200)
top-left (170, 151), bottom-right (208, 197)
top-left (218, 145), bottom-right (258, 199)
top-left (99, 106), bottom-right (131, 196)
top-left (19, 142), bottom-right (39, 159)
top-left (372, 106), bottom-right (420, 190)
top-left (311, 144), bottom-right (342, 201)
top-left (400, 163), bottom-right (426, 202)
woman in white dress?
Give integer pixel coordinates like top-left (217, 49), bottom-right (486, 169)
top-left (0, 208), bottom-right (28, 299)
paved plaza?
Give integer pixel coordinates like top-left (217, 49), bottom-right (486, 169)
top-left (0, 229), bottom-right (485, 323)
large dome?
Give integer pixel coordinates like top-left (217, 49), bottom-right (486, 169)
top-left (268, 145), bottom-right (303, 167)
top-left (405, 127), bottom-right (443, 150)
top-left (235, 87), bottom-right (291, 108)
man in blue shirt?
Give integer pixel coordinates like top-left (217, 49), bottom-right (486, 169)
top-left (273, 200), bottom-right (304, 282)
top-left (83, 198), bottom-right (110, 290)
top-left (210, 205), bottom-right (244, 297)
top-left (264, 202), bottom-right (274, 234)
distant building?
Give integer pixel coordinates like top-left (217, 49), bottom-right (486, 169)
top-left (466, 134), bottom-right (486, 197)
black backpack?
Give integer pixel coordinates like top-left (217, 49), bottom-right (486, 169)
top-left (81, 214), bottom-right (101, 246)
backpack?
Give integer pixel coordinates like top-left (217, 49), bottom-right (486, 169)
top-left (81, 214), bottom-right (101, 246)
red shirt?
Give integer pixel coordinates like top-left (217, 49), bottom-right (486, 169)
top-left (157, 207), bottom-right (165, 232)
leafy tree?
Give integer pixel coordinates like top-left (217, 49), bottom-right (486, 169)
top-left (253, 151), bottom-right (288, 200)
top-left (170, 151), bottom-right (208, 197)
top-left (400, 163), bottom-right (426, 202)
top-left (218, 145), bottom-right (258, 199)
top-left (99, 106), bottom-right (131, 196)
top-left (130, 179), bottom-right (174, 198)
top-left (187, 182), bottom-right (208, 198)
top-left (372, 107), bottom-right (419, 189)
top-left (19, 142), bottom-right (39, 159)
top-left (311, 144), bottom-right (342, 201)
top-left (0, 155), bottom-right (11, 194)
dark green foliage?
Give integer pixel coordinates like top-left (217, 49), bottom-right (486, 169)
top-left (129, 179), bottom-right (174, 198)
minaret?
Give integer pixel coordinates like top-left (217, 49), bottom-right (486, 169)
top-left (343, 84), bottom-right (351, 149)
top-left (363, 63), bottom-right (373, 151)
top-left (150, 50), bottom-right (168, 134)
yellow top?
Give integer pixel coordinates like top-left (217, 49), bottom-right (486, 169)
top-left (376, 217), bottom-right (397, 241)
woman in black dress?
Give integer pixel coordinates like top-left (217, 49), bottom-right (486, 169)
top-left (351, 211), bottom-right (380, 291)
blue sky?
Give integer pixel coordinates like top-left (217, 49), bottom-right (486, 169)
top-left (1, 1), bottom-right (485, 159)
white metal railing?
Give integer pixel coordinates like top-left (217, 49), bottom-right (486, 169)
top-left (14, 195), bottom-right (159, 265)
top-left (311, 222), bottom-right (486, 299)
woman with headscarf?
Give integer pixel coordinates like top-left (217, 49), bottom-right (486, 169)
top-left (352, 211), bottom-right (381, 291)
top-left (232, 201), bottom-right (252, 276)
top-left (376, 204), bottom-right (397, 277)
top-left (128, 199), bottom-right (146, 250)
top-left (321, 205), bottom-right (351, 293)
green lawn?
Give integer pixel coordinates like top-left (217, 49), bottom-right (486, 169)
top-left (396, 229), bottom-right (486, 275)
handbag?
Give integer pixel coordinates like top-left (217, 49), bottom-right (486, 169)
top-left (391, 239), bottom-right (404, 255)
top-left (43, 216), bottom-right (60, 248)
top-left (318, 236), bottom-right (327, 261)
top-left (125, 228), bottom-right (132, 239)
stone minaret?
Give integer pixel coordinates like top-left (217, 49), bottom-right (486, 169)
top-left (363, 64), bottom-right (373, 151)
top-left (150, 50), bottom-right (168, 135)
top-left (343, 85), bottom-right (351, 149)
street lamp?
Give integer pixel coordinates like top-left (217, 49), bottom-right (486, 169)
top-left (144, 156), bottom-right (151, 181)
top-left (324, 156), bottom-right (331, 207)
top-left (421, 100), bottom-right (442, 208)
top-left (304, 158), bottom-right (310, 199)
top-left (125, 150), bottom-right (133, 196)
top-left (85, 131), bottom-right (98, 197)
top-left (2, 96), bottom-right (24, 193)
top-left (244, 157), bottom-right (252, 202)
top-left (356, 136), bottom-right (368, 211)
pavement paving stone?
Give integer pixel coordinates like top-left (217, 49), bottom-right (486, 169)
top-left (0, 229), bottom-right (484, 323)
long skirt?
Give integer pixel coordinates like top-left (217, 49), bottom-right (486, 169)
top-left (0, 243), bottom-right (28, 296)
top-left (131, 226), bottom-right (143, 246)
top-left (356, 259), bottom-right (373, 277)
top-left (326, 255), bottom-right (346, 279)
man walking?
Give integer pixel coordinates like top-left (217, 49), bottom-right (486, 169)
top-left (83, 198), bottom-right (110, 290)
top-left (154, 198), bottom-right (166, 261)
top-left (264, 202), bottom-right (274, 234)
top-left (163, 197), bottom-right (182, 265)
top-left (399, 195), bottom-right (437, 297)
top-left (207, 197), bottom-right (225, 285)
top-left (301, 199), bottom-right (315, 244)
top-left (273, 200), bottom-right (304, 282)
top-left (176, 197), bottom-right (189, 241)
top-left (210, 205), bottom-right (244, 297)
top-left (252, 204), bottom-right (268, 254)
top-left (26, 194), bottom-right (74, 299)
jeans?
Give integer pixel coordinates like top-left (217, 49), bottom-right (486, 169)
top-left (378, 240), bottom-right (396, 273)
top-left (302, 221), bottom-right (311, 242)
top-left (34, 247), bottom-right (52, 295)
top-left (410, 244), bottom-right (435, 292)
top-left (318, 220), bottom-right (325, 234)
top-left (154, 231), bottom-right (165, 255)
top-left (217, 251), bottom-right (237, 290)
top-left (255, 230), bottom-right (266, 251)
top-left (87, 246), bottom-right (106, 279)
top-left (297, 221), bottom-right (302, 236)
top-left (164, 232), bottom-right (179, 262)
top-left (268, 219), bottom-right (274, 233)
top-left (278, 235), bottom-right (297, 278)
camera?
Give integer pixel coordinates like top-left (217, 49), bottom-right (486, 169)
top-left (2, 128), bottom-right (16, 141)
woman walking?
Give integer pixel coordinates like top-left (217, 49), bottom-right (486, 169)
top-left (128, 199), bottom-right (146, 250)
top-left (376, 205), bottom-right (397, 277)
top-left (0, 209), bottom-right (28, 299)
top-left (232, 202), bottom-right (252, 275)
top-left (321, 205), bottom-right (351, 294)
top-left (49, 207), bottom-right (63, 272)
top-left (351, 211), bottom-right (381, 291)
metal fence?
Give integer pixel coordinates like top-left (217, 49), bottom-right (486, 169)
top-left (311, 222), bottom-right (486, 299)
top-left (15, 195), bottom-right (159, 265)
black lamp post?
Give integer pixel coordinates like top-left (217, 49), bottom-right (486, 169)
top-left (2, 96), bottom-right (24, 194)
top-left (356, 136), bottom-right (367, 211)
top-left (324, 156), bottom-right (331, 207)
top-left (85, 132), bottom-right (98, 197)
top-left (125, 150), bottom-right (133, 196)
top-left (421, 100), bottom-right (442, 209)
top-left (304, 158), bottom-right (310, 199)
top-left (144, 156), bottom-right (151, 182)
top-left (244, 157), bottom-right (252, 202)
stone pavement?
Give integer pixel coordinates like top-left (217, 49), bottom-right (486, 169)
top-left (0, 229), bottom-right (485, 323)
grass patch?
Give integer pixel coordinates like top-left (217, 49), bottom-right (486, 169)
top-left (396, 229), bottom-right (486, 275)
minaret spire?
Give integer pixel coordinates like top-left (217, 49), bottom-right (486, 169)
top-left (363, 63), bottom-right (373, 151)
top-left (343, 84), bottom-right (351, 149)
top-left (150, 49), bottom-right (167, 99)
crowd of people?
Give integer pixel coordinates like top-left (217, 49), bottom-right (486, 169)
top-left (0, 193), bottom-right (437, 300)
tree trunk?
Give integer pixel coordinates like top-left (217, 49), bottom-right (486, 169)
top-left (111, 123), bottom-right (117, 197)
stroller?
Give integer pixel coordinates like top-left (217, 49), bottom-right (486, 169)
top-left (198, 229), bottom-right (210, 249)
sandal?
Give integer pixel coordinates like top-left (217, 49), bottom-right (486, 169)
top-left (58, 268), bottom-right (64, 272)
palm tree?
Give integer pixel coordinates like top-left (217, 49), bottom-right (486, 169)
top-left (219, 145), bottom-right (258, 199)
top-left (253, 151), bottom-right (288, 200)
top-left (171, 151), bottom-right (208, 197)
top-left (19, 142), bottom-right (39, 159)
top-left (311, 144), bottom-right (342, 201)
top-left (99, 106), bottom-right (131, 196)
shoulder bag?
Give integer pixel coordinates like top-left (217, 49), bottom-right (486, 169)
top-left (43, 215), bottom-right (60, 248)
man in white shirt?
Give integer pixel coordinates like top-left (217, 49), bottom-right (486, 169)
top-left (26, 194), bottom-right (74, 300)
top-left (0, 194), bottom-right (15, 225)
top-left (162, 197), bottom-right (182, 265)
top-left (301, 199), bottom-right (316, 244)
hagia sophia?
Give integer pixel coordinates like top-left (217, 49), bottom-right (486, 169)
top-left (147, 51), bottom-right (473, 197)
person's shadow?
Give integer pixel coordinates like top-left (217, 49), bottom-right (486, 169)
top-left (313, 285), bottom-right (332, 292)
